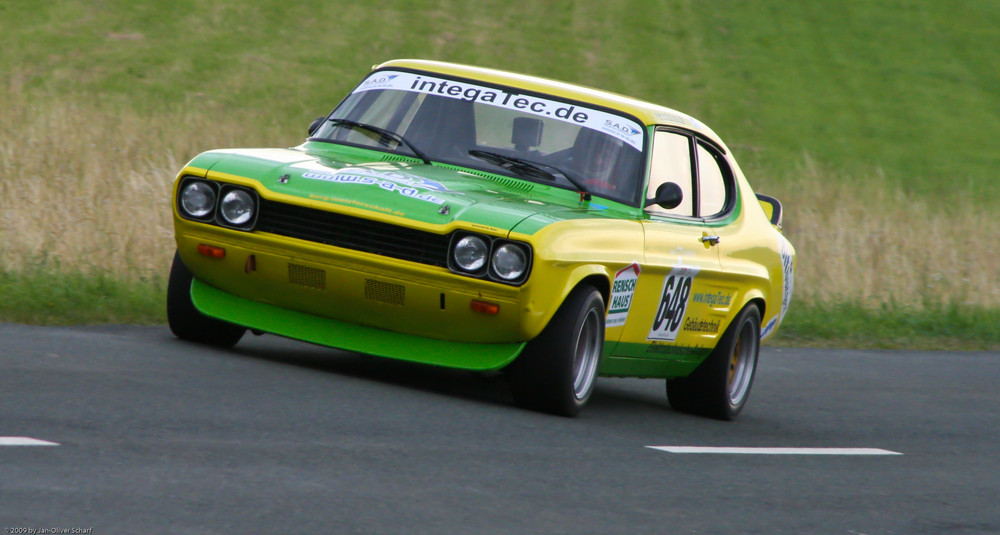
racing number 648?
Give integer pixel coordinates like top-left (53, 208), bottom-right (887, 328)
top-left (649, 266), bottom-right (700, 342)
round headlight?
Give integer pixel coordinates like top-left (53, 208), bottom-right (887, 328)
top-left (219, 189), bottom-right (255, 226)
top-left (491, 243), bottom-right (528, 280)
top-left (454, 235), bottom-right (489, 272)
top-left (180, 181), bottom-right (216, 218)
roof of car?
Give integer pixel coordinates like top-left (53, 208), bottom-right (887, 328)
top-left (374, 59), bottom-right (725, 147)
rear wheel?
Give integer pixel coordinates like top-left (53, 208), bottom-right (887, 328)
top-left (667, 304), bottom-right (760, 420)
top-left (166, 251), bottom-right (245, 347)
top-left (507, 286), bottom-right (604, 417)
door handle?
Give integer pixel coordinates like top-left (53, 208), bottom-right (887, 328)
top-left (700, 235), bottom-right (720, 246)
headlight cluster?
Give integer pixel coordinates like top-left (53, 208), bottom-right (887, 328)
top-left (449, 232), bottom-right (532, 285)
top-left (176, 177), bottom-right (259, 230)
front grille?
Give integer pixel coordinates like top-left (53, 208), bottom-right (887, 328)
top-left (256, 199), bottom-right (451, 267)
top-left (288, 263), bottom-right (326, 290)
top-left (364, 279), bottom-right (405, 305)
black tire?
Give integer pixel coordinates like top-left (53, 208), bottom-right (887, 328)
top-left (166, 251), bottom-right (245, 348)
top-left (507, 286), bottom-right (605, 417)
top-left (667, 304), bottom-right (761, 420)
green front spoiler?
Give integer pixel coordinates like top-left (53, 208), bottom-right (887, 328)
top-left (191, 280), bottom-right (526, 371)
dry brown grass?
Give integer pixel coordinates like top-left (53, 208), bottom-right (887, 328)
top-left (2, 82), bottom-right (997, 310)
top-left (773, 155), bottom-right (1000, 308)
top-left (0, 77), bottom-right (286, 279)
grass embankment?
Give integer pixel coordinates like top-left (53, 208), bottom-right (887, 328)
top-left (1, 0), bottom-right (997, 349)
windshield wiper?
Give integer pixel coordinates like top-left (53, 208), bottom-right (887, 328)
top-left (468, 150), bottom-right (590, 200)
top-left (326, 118), bottom-right (432, 165)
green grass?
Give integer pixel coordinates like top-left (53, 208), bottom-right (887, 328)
top-left (691, 2), bottom-right (1000, 202)
top-left (774, 300), bottom-right (1000, 351)
top-left (5, 268), bottom-right (995, 351)
top-left (4, 0), bottom-right (997, 201)
top-left (1, 0), bottom-right (998, 349)
top-left (0, 269), bottom-right (165, 326)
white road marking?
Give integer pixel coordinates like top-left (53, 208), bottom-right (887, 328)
top-left (0, 437), bottom-right (60, 446)
top-left (647, 446), bottom-right (902, 455)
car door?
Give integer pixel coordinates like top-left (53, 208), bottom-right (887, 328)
top-left (615, 128), bottom-right (731, 361)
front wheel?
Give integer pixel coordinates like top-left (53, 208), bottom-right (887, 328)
top-left (667, 304), bottom-right (761, 420)
top-left (506, 286), bottom-right (605, 417)
top-left (166, 251), bottom-right (246, 348)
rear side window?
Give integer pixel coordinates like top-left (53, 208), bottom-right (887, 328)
top-left (697, 142), bottom-right (727, 217)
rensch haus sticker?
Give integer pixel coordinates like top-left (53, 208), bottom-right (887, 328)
top-left (607, 262), bottom-right (640, 327)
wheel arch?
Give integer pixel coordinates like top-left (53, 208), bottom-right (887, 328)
top-left (553, 265), bottom-right (612, 315)
top-left (578, 272), bottom-right (611, 310)
top-left (744, 295), bottom-right (766, 319)
top-left (521, 264), bottom-right (611, 340)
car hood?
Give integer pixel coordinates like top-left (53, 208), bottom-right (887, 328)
top-left (195, 145), bottom-right (626, 235)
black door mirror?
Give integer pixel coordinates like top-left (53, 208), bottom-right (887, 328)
top-left (645, 182), bottom-right (683, 209)
top-left (308, 116), bottom-right (326, 136)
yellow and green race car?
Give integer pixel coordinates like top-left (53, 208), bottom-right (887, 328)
top-left (168, 59), bottom-right (795, 419)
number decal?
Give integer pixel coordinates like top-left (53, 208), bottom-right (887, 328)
top-left (648, 266), bottom-right (700, 342)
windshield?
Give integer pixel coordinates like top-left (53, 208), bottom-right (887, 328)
top-left (311, 70), bottom-right (647, 205)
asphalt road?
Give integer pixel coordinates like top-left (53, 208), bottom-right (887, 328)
top-left (2, 323), bottom-right (998, 534)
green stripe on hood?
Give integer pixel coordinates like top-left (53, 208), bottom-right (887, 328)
top-left (191, 144), bottom-right (636, 235)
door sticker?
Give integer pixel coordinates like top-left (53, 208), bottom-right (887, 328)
top-left (648, 265), bottom-right (701, 342)
top-left (762, 238), bottom-right (795, 340)
top-left (607, 262), bottom-right (640, 328)
top-left (779, 238), bottom-right (794, 324)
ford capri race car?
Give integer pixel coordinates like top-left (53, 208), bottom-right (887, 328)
top-left (168, 59), bottom-right (795, 419)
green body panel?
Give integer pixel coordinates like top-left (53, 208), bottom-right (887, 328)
top-left (190, 143), bottom-right (638, 235)
top-left (191, 279), bottom-right (526, 370)
top-left (599, 343), bottom-right (709, 378)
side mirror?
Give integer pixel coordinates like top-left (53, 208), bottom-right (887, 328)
top-left (645, 182), bottom-right (683, 209)
top-left (308, 116), bottom-right (326, 136)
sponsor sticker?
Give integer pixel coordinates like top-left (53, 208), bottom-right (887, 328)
top-left (357, 73), bottom-right (402, 90)
top-left (353, 70), bottom-right (645, 151)
top-left (692, 290), bottom-right (733, 308)
top-left (607, 262), bottom-right (640, 328)
top-left (302, 168), bottom-right (449, 205)
top-left (760, 317), bottom-right (778, 340)
top-left (648, 265), bottom-right (701, 342)
top-left (762, 238), bottom-right (795, 340)
top-left (779, 238), bottom-right (794, 323)
top-left (682, 317), bottom-right (720, 334)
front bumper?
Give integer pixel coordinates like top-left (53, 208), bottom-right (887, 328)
top-left (176, 213), bottom-right (536, 350)
top-left (190, 279), bottom-right (525, 370)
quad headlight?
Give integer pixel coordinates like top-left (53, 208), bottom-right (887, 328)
top-left (219, 187), bottom-right (256, 228)
top-left (179, 180), bottom-right (217, 220)
top-left (449, 232), bottom-right (531, 285)
top-left (453, 235), bottom-right (489, 272)
top-left (491, 242), bottom-right (529, 281)
top-left (176, 177), bottom-right (258, 231)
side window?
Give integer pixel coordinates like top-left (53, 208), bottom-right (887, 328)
top-left (646, 130), bottom-right (693, 217)
top-left (697, 142), bottom-right (727, 217)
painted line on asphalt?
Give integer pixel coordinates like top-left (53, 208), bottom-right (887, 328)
top-left (647, 446), bottom-right (902, 455)
top-left (0, 437), bottom-right (60, 446)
